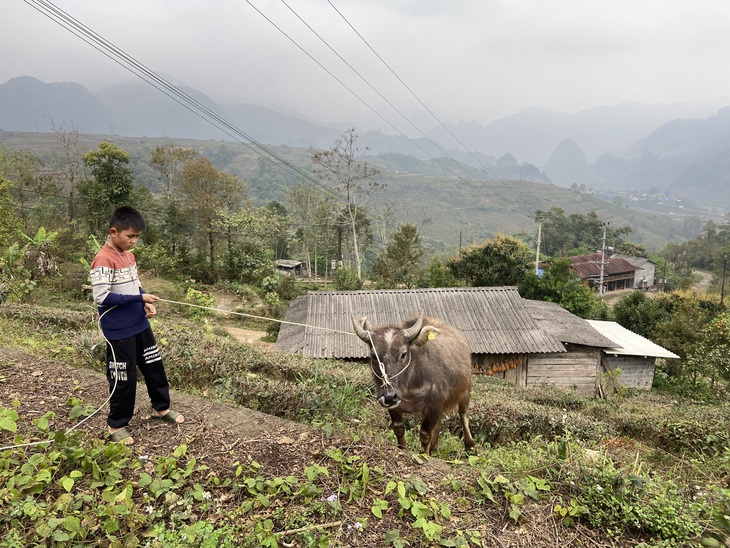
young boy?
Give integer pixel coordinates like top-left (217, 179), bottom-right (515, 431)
top-left (90, 205), bottom-right (184, 444)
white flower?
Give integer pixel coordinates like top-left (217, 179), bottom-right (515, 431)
top-left (203, 491), bottom-right (212, 500)
top-left (146, 505), bottom-right (154, 514)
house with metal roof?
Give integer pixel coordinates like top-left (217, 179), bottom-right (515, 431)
top-left (276, 287), bottom-right (677, 396)
top-left (569, 253), bottom-right (639, 293)
top-left (276, 286), bottom-right (564, 360)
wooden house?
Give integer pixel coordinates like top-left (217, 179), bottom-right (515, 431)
top-left (569, 253), bottom-right (639, 293)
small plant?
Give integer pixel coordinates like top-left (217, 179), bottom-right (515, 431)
top-left (184, 287), bottom-right (215, 321)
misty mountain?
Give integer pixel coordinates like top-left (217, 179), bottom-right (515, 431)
top-left (540, 106), bottom-right (730, 211)
top-left (0, 76), bottom-right (115, 134)
top-left (429, 99), bottom-right (730, 166)
top-left (0, 76), bottom-right (346, 147)
top-left (5, 76), bottom-right (730, 210)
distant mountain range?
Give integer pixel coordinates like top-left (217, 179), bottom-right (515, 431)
top-left (2, 76), bottom-right (730, 211)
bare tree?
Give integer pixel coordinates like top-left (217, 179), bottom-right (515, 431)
top-left (312, 128), bottom-right (384, 279)
top-left (50, 119), bottom-right (82, 222)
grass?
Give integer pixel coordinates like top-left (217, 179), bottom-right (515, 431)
top-left (1, 301), bottom-right (729, 546)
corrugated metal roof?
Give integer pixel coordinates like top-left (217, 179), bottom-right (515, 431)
top-left (570, 253), bottom-right (639, 278)
top-left (276, 287), bottom-right (566, 358)
top-left (586, 320), bottom-right (680, 359)
top-left (524, 299), bottom-right (618, 348)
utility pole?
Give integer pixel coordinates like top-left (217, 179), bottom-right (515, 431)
top-left (535, 222), bottom-right (542, 275)
top-left (598, 222), bottom-right (608, 297)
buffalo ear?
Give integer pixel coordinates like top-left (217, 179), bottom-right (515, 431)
top-left (411, 326), bottom-right (440, 347)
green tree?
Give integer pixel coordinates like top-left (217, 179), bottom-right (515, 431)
top-left (370, 223), bottom-right (424, 289)
top-left (178, 156), bottom-right (243, 269)
top-left (535, 208), bottom-right (632, 257)
top-left (79, 142), bottom-right (134, 232)
top-left (332, 265), bottom-right (362, 291)
top-left (447, 234), bottom-right (532, 287)
top-left (684, 313), bottom-right (730, 391)
top-left (417, 257), bottom-right (462, 288)
top-left (312, 128), bottom-right (384, 279)
top-left (1, 149), bottom-right (60, 231)
top-left (615, 242), bottom-right (649, 258)
top-left (519, 258), bottom-right (601, 318)
top-left (611, 289), bottom-right (667, 338)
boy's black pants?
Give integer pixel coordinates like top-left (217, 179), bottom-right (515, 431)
top-left (105, 328), bottom-right (170, 428)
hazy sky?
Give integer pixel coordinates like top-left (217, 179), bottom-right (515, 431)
top-left (3, 0), bottom-right (730, 134)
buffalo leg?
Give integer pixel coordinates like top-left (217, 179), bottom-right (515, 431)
top-left (419, 409), bottom-right (443, 455)
top-left (388, 409), bottom-right (407, 449)
top-left (459, 397), bottom-right (476, 451)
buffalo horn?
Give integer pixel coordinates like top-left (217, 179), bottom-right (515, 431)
top-left (403, 311), bottom-right (425, 341)
top-left (352, 315), bottom-right (370, 342)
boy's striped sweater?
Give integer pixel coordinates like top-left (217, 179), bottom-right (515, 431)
top-left (90, 243), bottom-right (149, 340)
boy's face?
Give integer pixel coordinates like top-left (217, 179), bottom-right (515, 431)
top-left (109, 227), bottom-right (142, 252)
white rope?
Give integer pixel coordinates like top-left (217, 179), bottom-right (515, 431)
top-left (157, 298), bottom-right (357, 336)
top-left (365, 330), bottom-right (412, 389)
top-left (0, 307), bottom-right (120, 452)
top-left (1, 296), bottom-right (356, 452)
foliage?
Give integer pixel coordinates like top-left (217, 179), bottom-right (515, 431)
top-left (370, 224), bottom-right (424, 289)
top-left (79, 142), bottom-right (134, 232)
top-left (447, 233), bottom-right (532, 287)
top-left (519, 258), bottom-right (602, 318)
top-left (178, 156), bottom-right (244, 269)
top-left (4, 303), bottom-right (730, 546)
top-left (184, 287), bottom-right (216, 321)
top-left (534, 207), bottom-right (632, 257)
top-left (416, 256), bottom-right (462, 288)
top-left (0, 177), bottom-right (23, 249)
top-left (332, 266), bottom-right (363, 291)
top-left (611, 289), bottom-right (669, 338)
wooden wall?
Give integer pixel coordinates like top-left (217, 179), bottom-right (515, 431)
top-left (525, 345), bottom-right (600, 395)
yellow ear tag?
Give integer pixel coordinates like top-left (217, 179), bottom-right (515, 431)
top-left (428, 331), bottom-right (436, 340)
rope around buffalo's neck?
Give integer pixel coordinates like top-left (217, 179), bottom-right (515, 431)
top-left (365, 330), bottom-right (412, 389)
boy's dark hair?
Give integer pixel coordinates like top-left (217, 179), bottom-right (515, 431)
top-left (110, 206), bottom-right (146, 232)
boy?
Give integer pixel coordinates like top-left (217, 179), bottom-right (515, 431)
top-left (90, 205), bottom-right (184, 444)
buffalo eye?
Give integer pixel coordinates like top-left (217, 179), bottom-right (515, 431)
top-left (399, 351), bottom-right (408, 362)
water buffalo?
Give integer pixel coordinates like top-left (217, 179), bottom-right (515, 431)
top-left (352, 312), bottom-right (475, 455)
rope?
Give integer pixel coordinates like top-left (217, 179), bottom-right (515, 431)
top-left (365, 330), bottom-right (412, 389)
top-left (156, 298), bottom-right (357, 336)
top-left (0, 307), bottom-right (120, 452)
top-left (0, 297), bottom-right (355, 452)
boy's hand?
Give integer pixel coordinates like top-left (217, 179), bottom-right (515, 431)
top-left (142, 293), bottom-right (159, 303)
top-left (144, 303), bottom-right (157, 318)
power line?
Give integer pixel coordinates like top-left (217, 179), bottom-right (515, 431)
top-left (23, 0), bottom-right (345, 206)
top-left (324, 0), bottom-right (542, 213)
top-left (244, 0), bottom-right (520, 207)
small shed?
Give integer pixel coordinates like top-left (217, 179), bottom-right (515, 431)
top-left (275, 259), bottom-right (306, 277)
top-left (587, 320), bottom-right (679, 390)
top-left (522, 300), bottom-right (618, 395)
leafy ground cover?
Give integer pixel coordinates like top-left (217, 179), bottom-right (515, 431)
top-left (1, 301), bottom-right (729, 547)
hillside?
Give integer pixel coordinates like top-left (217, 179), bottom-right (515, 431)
top-left (0, 130), bottom-right (697, 252)
top-left (1, 300), bottom-right (728, 546)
